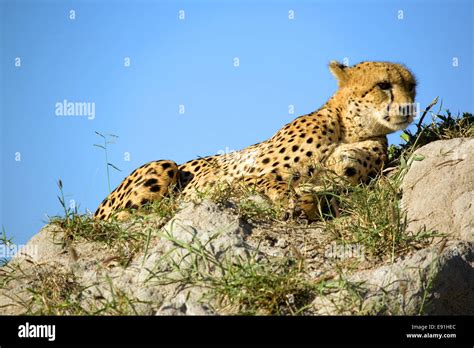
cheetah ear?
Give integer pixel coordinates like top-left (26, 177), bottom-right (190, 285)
top-left (329, 61), bottom-right (349, 87)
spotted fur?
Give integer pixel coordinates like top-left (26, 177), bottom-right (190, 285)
top-left (94, 61), bottom-right (416, 220)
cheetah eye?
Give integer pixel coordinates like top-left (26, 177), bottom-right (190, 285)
top-left (377, 81), bottom-right (392, 90)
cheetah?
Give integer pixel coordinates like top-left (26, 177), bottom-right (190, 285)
top-left (94, 61), bottom-right (417, 221)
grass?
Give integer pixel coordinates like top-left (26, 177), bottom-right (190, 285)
top-left (147, 224), bottom-right (378, 315)
top-left (14, 264), bottom-right (87, 315)
top-left (147, 226), bottom-right (319, 315)
top-left (93, 131), bottom-right (121, 193)
top-left (417, 240), bottom-right (448, 315)
top-left (0, 226), bottom-right (15, 267)
top-left (191, 181), bottom-right (285, 222)
top-left (0, 261), bottom-right (146, 315)
top-left (49, 180), bottom-right (154, 266)
top-left (143, 185), bottom-right (181, 221)
top-left (319, 173), bottom-right (441, 263)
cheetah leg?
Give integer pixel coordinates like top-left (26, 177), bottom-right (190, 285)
top-left (268, 139), bottom-right (388, 220)
top-left (324, 139), bottom-right (387, 184)
top-left (286, 140), bottom-right (388, 220)
top-left (93, 160), bottom-right (179, 220)
top-left (254, 174), bottom-right (321, 220)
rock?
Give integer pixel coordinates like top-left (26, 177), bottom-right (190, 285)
top-left (157, 293), bottom-right (214, 316)
top-left (311, 240), bottom-right (474, 315)
top-left (0, 201), bottom-right (252, 315)
top-left (356, 240), bottom-right (473, 314)
top-left (401, 138), bottom-right (474, 241)
top-left (13, 224), bottom-right (65, 264)
top-left (310, 138), bottom-right (474, 315)
top-left (155, 201), bottom-right (253, 264)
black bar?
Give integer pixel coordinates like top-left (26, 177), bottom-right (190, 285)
top-left (0, 316), bottom-right (472, 346)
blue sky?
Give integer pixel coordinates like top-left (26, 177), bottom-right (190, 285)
top-left (1, 0), bottom-right (472, 245)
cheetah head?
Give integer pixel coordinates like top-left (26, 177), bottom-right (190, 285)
top-left (329, 61), bottom-right (417, 137)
